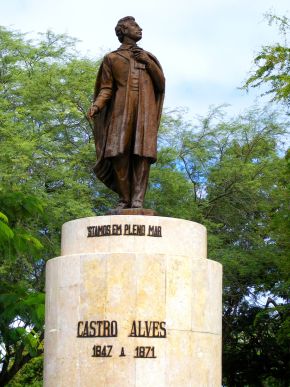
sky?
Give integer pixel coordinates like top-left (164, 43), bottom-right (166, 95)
top-left (1, 0), bottom-right (289, 119)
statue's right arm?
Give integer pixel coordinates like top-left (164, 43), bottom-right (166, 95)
top-left (93, 55), bottom-right (114, 111)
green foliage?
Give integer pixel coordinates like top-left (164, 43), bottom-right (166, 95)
top-left (0, 189), bottom-right (45, 385)
top-left (0, 26), bottom-right (109, 385)
top-left (6, 356), bottom-right (43, 387)
top-left (243, 14), bottom-right (290, 110)
top-left (223, 302), bottom-right (290, 386)
top-left (153, 106), bottom-right (289, 385)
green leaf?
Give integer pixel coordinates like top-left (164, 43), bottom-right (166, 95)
top-left (0, 211), bottom-right (9, 223)
top-left (0, 220), bottom-right (14, 240)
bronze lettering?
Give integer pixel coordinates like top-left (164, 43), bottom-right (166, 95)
top-left (89, 321), bottom-right (96, 336)
top-left (119, 347), bottom-right (126, 357)
top-left (103, 320), bottom-right (110, 336)
top-left (87, 224), bottom-right (161, 237)
top-left (157, 226), bottom-right (162, 237)
top-left (137, 225), bottom-right (145, 235)
top-left (124, 224), bottom-right (129, 235)
top-left (153, 321), bottom-right (159, 337)
top-left (96, 225), bottom-right (103, 236)
top-left (112, 224), bottom-right (122, 235)
top-left (148, 225), bottom-right (154, 236)
top-left (129, 320), bottom-right (166, 338)
top-left (77, 320), bottom-right (118, 337)
top-left (129, 320), bottom-right (137, 337)
top-left (87, 226), bottom-right (93, 237)
top-left (147, 225), bottom-right (162, 237)
top-left (77, 321), bottom-right (83, 337)
top-left (145, 321), bottom-right (153, 336)
top-left (83, 321), bottom-right (89, 336)
top-left (159, 321), bottom-right (166, 337)
top-left (96, 321), bottom-right (102, 336)
top-left (138, 320), bottom-right (146, 336)
top-left (111, 320), bottom-right (118, 336)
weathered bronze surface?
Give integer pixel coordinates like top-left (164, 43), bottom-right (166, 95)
top-left (108, 208), bottom-right (157, 216)
top-left (89, 16), bottom-right (165, 210)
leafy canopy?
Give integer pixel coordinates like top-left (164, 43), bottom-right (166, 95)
top-left (243, 13), bottom-right (290, 111)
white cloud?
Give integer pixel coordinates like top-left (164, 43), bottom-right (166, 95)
top-left (0, 0), bottom-right (289, 116)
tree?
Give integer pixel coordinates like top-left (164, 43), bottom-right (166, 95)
top-left (0, 190), bottom-right (45, 385)
top-left (152, 106), bottom-right (289, 385)
top-left (6, 356), bottom-right (43, 387)
top-left (243, 14), bottom-right (290, 111)
top-left (0, 26), bottom-right (111, 384)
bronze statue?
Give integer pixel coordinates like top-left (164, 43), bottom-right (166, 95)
top-left (89, 16), bottom-right (165, 210)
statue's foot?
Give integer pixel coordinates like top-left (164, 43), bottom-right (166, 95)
top-left (116, 200), bottom-right (130, 210)
top-left (131, 200), bottom-right (143, 208)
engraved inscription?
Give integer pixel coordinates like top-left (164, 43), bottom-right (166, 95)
top-left (119, 347), bottom-right (126, 357)
top-left (77, 319), bottom-right (166, 360)
top-left (87, 224), bottom-right (162, 238)
top-left (124, 224), bottom-right (145, 236)
top-left (92, 345), bottom-right (113, 357)
top-left (77, 320), bottom-right (118, 337)
top-left (129, 321), bottom-right (166, 338)
top-left (134, 346), bottom-right (156, 358)
top-left (147, 225), bottom-right (162, 237)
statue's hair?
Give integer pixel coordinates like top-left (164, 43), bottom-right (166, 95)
top-left (115, 16), bottom-right (135, 42)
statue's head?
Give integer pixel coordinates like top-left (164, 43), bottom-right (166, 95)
top-left (115, 16), bottom-right (142, 43)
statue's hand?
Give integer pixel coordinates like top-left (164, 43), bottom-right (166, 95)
top-left (88, 104), bottom-right (99, 119)
top-left (131, 47), bottom-right (150, 65)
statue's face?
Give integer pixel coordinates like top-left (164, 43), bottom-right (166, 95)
top-left (123, 20), bottom-right (142, 42)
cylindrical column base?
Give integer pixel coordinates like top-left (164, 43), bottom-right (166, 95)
top-left (44, 216), bottom-right (222, 386)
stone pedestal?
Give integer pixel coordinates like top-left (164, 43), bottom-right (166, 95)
top-left (44, 216), bottom-right (222, 386)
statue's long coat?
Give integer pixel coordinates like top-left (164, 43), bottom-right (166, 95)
top-left (92, 45), bottom-right (165, 194)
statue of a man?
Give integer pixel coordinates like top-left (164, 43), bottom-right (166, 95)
top-left (89, 16), bottom-right (165, 210)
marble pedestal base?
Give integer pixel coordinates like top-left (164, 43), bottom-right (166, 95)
top-left (44, 216), bottom-right (222, 386)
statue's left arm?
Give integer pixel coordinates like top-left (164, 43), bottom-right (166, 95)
top-left (146, 59), bottom-right (165, 92)
top-left (132, 48), bottom-right (165, 92)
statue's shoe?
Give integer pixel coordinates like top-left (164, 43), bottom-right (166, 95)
top-left (131, 200), bottom-right (143, 208)
top-left (116, 201), bottom-right (130, 210)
